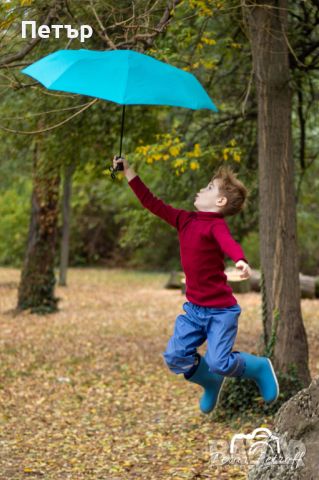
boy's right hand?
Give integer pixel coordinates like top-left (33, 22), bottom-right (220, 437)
top-left (113, 155), bottom-right (129, 172)
top-left (112, 156), bottom-right (137, 181)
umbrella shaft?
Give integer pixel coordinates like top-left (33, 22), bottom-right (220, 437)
top-left (119, 104), bottom-right (126, 157)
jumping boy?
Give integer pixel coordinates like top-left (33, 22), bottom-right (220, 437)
top-left (113, 156), bottom-right (279, 414)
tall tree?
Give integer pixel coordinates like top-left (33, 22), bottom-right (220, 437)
top-left (18, 131), bottom-right (60, 313)
top-left (242, 0), bottom-right (311, 385)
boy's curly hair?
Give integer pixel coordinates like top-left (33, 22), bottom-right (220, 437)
top-left (212, 166), bottom-right (248, 216)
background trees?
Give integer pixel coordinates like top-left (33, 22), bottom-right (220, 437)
top-left (1, 0), bottom-right (180, 311)
top-left (0, 0), bottom-right (318, 387)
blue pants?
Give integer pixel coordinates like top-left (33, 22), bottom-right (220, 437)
top-left (163, 301), bottom-right (245, 377)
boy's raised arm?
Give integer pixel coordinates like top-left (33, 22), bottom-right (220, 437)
top-left (125, 165), bottom-right (137, 182)
top-left (113, 156), bottom-right (187, 230)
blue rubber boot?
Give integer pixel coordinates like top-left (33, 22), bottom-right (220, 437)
top-left (184, 354), bottom-right (225, 414)
top-left (238, 352), bottom-right (280, 403)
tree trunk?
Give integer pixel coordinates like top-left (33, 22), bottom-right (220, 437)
top-left (243, 0), bottom-right (311, 385)
top-left (17, 136), bottom-right (60, 314)
top-left (58, 163), bottom-right (75, 287)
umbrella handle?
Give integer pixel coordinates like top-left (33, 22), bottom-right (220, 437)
top-left (114, 155), bottom-right (124, 171)
top-left (109, 158), bottom-right (124, 180)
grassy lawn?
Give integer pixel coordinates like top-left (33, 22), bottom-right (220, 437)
top-left (0, 267), bottom-right (318, 479)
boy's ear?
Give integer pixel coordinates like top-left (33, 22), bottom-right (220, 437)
top-left (216, 195), bottom-right (227, 207)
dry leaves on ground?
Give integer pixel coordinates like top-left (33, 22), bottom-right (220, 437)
top-left (0, 268), bottom-right (318, 480)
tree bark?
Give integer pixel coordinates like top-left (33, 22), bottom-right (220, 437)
top-left (243, 0), bottom-right (311, 385)
top-left (58, 163), bottom-right (75, 287)
top-left (17, 136), bottom-right (60, 313)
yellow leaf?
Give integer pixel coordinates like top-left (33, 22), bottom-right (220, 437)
top-left (202, 37), bottom-right (216, 46)
top-left (173, 158), bottom-right (185, 168)
top-left (200, 59), bottom-right (217, 70)
top-left (190, 161), bottom-right (200, 170)
top-left (169, 145), bottom-right (181, 157)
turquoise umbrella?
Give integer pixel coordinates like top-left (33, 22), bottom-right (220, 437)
top-left (21, 49), bottom-right (218, 176)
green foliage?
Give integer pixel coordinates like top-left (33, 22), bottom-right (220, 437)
top-left (0, 181), bottom-right (31, 266)
top-left (63, 171), bottom-right (123, 266)
top-left (116, 209), bottom-right (180, 270)
top-left (66, 162), bottom-right (182, 268)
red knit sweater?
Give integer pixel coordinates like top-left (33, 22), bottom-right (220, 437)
top-left (128, 175), bottom-right (248, 307)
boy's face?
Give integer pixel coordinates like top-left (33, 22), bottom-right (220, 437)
top-left (194, 178), bottom-right (227, 212)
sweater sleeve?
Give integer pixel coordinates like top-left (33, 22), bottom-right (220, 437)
top-left (128, 175), bottom-right (188, 229)
top-left (211, 220), bottom-right (248, 263)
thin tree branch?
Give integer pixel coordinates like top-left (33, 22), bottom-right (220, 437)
top-left (89, 0), bottom-right (117, 50)
top-left (113, 0), bottom-right (183, 50)
top-left (2, 100), bottom-right (97, 121)
top-left (144, 0), bottom-right (183, 48)
top-left (0, 98), bottom-right (98, 135)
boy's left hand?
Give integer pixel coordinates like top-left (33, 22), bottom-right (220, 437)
top-left (235, 260), bottom-right (252, 279)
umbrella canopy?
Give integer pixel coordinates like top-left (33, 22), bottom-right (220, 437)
top-left (21, 49), bottom-right (218, 176)
top-left (21, 49), bottom-right (218, 111)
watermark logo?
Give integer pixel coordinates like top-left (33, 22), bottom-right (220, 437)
top-left (209, 427), bottom-right (306, 470)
